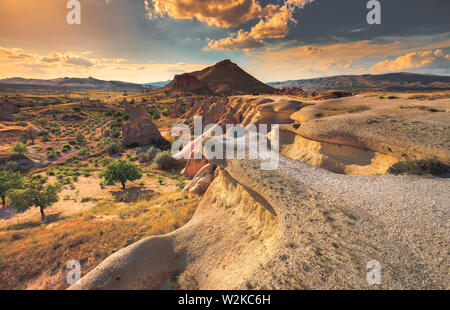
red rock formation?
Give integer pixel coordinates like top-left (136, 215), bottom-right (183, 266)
top-left (0, 99), bottom-right (19, 121)
top-left (163, 60), bottom-right (275, 96)
top-left (164, 73), bottom-right (212, 95)
top-left (275, 87), bottom-right (308, 97)
top-left (122, 103), bottom-right (162, 146)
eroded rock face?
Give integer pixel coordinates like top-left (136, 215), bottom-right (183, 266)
top-left (122, 103), bottom-right (162, 147)
top-left (165, 73), bottom-right (212, 95)
top-left (184, 163), bottom-right (216, 195)
top-left (70, 151), bottom-right (449, 290)
top-left (275, 87), bottom-right (309, 97)
top-left (181, 158), bottom-right (209, 178)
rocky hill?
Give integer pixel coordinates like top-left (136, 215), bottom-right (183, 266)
top-left (162, 60), bottom-right (276, 96)
top-left (0, 77), bottom-right (153, 91)
top-left (269, 72), bottom-right (450, 92)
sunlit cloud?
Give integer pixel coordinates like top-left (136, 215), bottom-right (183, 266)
top-left (0, 47), bottom-right (208, 83)
top-left (370, 49), bottom-right (450, 73)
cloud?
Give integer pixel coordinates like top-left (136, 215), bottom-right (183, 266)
top-left (250, 5), bottom-right (294, 39)
top-left (205, 30), bottom-right (265, 51)
top-left (370, 49), bottom-right (450, 72)
top-left (145, 0), bottom-right (278, 28)
top-left (0, 46), bottom-right (209, 83)
top-left (245, 36), bottom-right (450, 81)
top-left (146, 0), bottom-right (316, 51)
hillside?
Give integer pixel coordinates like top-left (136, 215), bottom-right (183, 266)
top-left (162, 60), bottom-right (276, 96)
top-left (269, 73), bottom-right (450, 92)
top-left (0, 77), bottom-right (153, 91)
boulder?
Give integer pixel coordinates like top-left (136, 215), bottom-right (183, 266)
top-left (122, 103), bottom-right (162, 147)
top-left (0, 99), bottom-right (19, 121)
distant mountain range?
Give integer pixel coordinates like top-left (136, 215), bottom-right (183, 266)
top-left (144, 80), bottom-right (171, 88)
top-left (0, 77), bottom-right (154, 91)
top-left (269, 73), bottom-right (450, 92)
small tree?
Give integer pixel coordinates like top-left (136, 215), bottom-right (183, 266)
top-left (75, 132), bottom-right (86, 144)
top-left (21, 128), bottom-right (35, 144)
top-left (7, 175), bottom-right (62, 220)
top-left (102, 159), bottom-right (142, 190)
top-left (0, 170), bottom-right (23, 207)
top-left (11, 142), bottom-right (28, 154)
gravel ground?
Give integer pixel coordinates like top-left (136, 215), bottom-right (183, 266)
top-left (227, 156), bottom-right (449, 289)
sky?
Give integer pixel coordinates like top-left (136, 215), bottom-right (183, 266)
top-left (0, 0), bottom-right (449, 83)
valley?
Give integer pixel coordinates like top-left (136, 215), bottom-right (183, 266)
top-left (0, 60), bottom-right (449, 290)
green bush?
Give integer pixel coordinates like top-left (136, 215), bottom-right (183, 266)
top-left (2, 161), bottom-right (20, 172)
top-left (47, 150), bottom-right (58, 160)
top-left (111, 128), bottom-right (121, 139)
top-left (11, 142), bottom-right (28, 154)
top-left (154, 137), bottom-right (171, 150)
top-left (388, 159), bottom-right (449, 176)
top-left (105, 138), bottom-right (121, 154)
top-left (62, 144), bottom-right (72, 152)
top-left (137, 146), bottom-right (158, 163)
top-left (154, 151), bottom-right (176, 170)
top-left (75, 132), bottom-right (86, 144)
top-left (78, 148), bottom-right (90, 157)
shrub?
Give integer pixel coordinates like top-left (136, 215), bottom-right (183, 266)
top-left (137, 146), bottom-right (158, 163)
top-left (3, 161), bottom-right (20, 172)
top-left (47, 150), bottom-right (58, 160)
top-left (62, 144), bottom-right (72, 152)
top-left (388, 159), bottom-right (449, 176)
top-left (154, 137), bottom-right (171, 150)
top-left (111, 128), bottom-right (121, 139)
top-left (155, 151), bottom-right (176, 170)
top-left (78, 148), bottom-right (90, 157)
top-left (105, 138), bottom-right (121, 154)
top-left (75, 132), bottom-right (86, 144)
top-left (11, 142), bottom-right (28, 154)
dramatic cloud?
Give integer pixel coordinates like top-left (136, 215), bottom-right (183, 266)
top-left (250, 5), bottom-right (294, 39)
top-left (145, 0), bottom-right (278, 28)
top-left (205, 30), bottom-right (265, 51)
top-left (145, 0), bottom-right (316, 51)
top-left (246, 36), bottom-right (450, 81)
top-left (370, 49), bottom-right (450, 72)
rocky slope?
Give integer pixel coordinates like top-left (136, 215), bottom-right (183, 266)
top-left (70, 150), bottom-right (449, 289)
top-left (276, 94), bottom-right (449, 174)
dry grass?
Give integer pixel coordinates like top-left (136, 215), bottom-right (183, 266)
top-left (0, 191), bottom-right (200, 290)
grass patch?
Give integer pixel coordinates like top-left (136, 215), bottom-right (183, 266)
top-left (0, 191), bottom-right (200, 290)
top-left (388, 159), bottom-right (449, 176)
